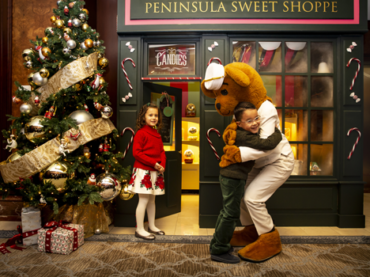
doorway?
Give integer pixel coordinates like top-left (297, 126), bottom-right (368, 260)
top-left (143, 81), bottom-right (201, 220)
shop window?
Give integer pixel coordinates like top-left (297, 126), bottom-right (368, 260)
top-left (232, 41), bottom-right (256, 69)
top-left (258, 42), bottom-right (282, 73)
top-left (232, 39), bottom-right (335, 177)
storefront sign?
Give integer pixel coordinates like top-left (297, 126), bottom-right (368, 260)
top-left (131, 0), bottom-right (353, 19)
top-left (148, 44), bottom-right (196, 75)
top-left (118, 0), bottom-right (366, 33)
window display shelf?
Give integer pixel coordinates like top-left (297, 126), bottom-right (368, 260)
top-left (182, 117), bottom-right (200, 123)
top-left (182, 140), bottom-right (199, 145)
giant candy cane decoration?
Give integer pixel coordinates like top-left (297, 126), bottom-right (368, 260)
top-left (207, 57), bottom-right (222, 66)
top-left (346, 58), bottom-right (361, 91)
top-left (206, 128), bottom-right (221, 160)
top-left (347, 127), bottom-right (361, 160)
top-left (121, 58), bottom-right (136, 90)
top-left (121, 127), bottom-right (135, 160)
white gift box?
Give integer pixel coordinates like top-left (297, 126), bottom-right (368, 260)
top-left (21, 207), bottom-right (42, 246)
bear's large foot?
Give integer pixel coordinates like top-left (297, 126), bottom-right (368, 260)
top-left (237, 228), bottom-right (282, 263)
top-left (230, 224), bottom-right (259, 247)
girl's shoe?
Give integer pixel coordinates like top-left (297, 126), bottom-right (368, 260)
top-left (148, 227), bottom-right (165, 235)
top-left (135, 231), bottom-right (155, 240)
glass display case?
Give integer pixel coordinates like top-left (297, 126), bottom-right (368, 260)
top-left (233, 40), bottom-right (335, 177)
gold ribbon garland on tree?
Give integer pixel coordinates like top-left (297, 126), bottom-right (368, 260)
top-left (0, 118), bottom-right (116, 183)
top-left (27, 52), bottom-right (99, 116)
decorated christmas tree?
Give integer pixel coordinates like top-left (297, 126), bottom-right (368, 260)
top-left (0, 0), bottom-right (131, 235)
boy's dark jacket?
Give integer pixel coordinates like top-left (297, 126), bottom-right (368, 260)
top-left (219, 127), bottom-right (282, 180)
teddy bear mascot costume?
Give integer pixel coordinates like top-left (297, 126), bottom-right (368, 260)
top-left (201, 61), bottom-right (294, 263)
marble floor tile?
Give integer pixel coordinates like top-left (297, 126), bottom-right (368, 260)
top-left (276, 227), bottom-right (308, 236)
top-left (0, 221), bottom-right (21, 230)
top-left (300, 227), bottom-right (342, 236)
top-left (109, 227), bottom-right (136, 235)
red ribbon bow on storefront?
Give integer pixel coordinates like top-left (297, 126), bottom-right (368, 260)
top-left (42, 221), bottom-right (79, 253)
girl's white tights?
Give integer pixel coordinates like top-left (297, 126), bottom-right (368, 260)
top-left (136, 194), bottom-right (161, 236)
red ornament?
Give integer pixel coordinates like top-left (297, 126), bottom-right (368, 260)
top-left (68, 19), bottom-right (72, 27)
top-left (98, 143), bottom-right (103, 152)
top-left (103, 143), bottom-right (110, 152)
top-left (34, 96), bottom-right (40, 105)
top-left (84, 104), bottom-right (89, 112)
top-left (63, 33), bottom-right (70, 41)
top-left (64, 6), bottom-right (69, 15)
top-left (44, 106), bottom-right (55, 119)
top-left (87, 173), bottom-right (96, 185)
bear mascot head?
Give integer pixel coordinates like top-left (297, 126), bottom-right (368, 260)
top-left (201, 62), bottom-right (271, 116)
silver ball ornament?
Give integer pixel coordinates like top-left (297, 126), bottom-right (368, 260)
top-left (80, 42), bottom-right (88, 50)
top-left (25, 116), bottom-right (46, 143)
top-left (62, 47), bottom-right (71, 55)
top-left (20, 103), bottom-right (33, 114)
top-left (66, 39), bottom-right (76, 50)
top-left (79, 13), bottom-right (86, 21)
top-left (97, 172), bottom-right (121, 201)
top-left (72, 18), bottom-right (81, 27)
top-left (94, 229), bottom-right (101, 235)
top-left (32, 72), bottom-right (48, 86)
top-left (101, 106), bottom-right (113, 119)
top-left (68, 110), bottom-right (94, 125)
top-left (25, 60), bottom-right (33, 68)
top-left (94, 41), bottom-right (101, 47)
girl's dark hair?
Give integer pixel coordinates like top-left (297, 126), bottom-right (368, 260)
top-left (136, 103), bottom-right (162, 131)
top-left (234, 102), bottom-right (256, 121)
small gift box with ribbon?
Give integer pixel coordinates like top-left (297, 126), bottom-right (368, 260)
top-left (37, 221), bottom-right (84, 255)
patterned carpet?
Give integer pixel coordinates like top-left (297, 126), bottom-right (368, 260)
top-left (1, 239), bottom-right (370, 277)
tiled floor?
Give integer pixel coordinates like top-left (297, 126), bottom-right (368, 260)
top-left (1, 194), bottom-right (370, 236)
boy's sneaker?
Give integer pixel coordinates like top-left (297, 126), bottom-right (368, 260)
top-left (211, 252), bottom-right (240, 264)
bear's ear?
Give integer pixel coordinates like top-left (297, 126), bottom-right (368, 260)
top-left (225, 65), bottom-right (251, 88)
top-left (201, 80), bottom-right (216, 98)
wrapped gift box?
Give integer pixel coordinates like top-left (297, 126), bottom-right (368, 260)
top-left (37, 224), bottom-right (84, 255)
top-left (21, 207), bottom-right (42, 246)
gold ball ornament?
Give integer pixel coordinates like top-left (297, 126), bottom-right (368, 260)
top-left (119, 181), bottom-right (134, 201)
top-left (55, 19), bottom-right (64, 29)
top-left (82, 8), bottom-right (89, 15)
top-left (42, 37), bottom-right (48, 44)
top-left (81, 23), bottom-right (89, 31)
top-left (85, 39), bottom-right (93, 48)
top-left (6, 152), bottom-right (22, 164)
top-left (40, 161), bottom-right (71, 191)
top-left (27, 72), bottom-right (36, 87)
top-left (98, 57), bottom-right (109, 69)
top-left (63, 27), bottom-right (72, 34)
top-left (50, 15), bottom-right (57, 23)
top-left (25, 116), bottom-right (45, 143)
top-left (41, 47), bottom-right (52, 57)
top-left (39, 68), bottom-right (50, 78)
top-left (75, 83), bottom-right (82, 91)
top-left (24, 56), bottom-right (31, 61)
top-left (22, 48), bottom-right (33, 60)
top-left (99, 77), bottom-right (106, 85)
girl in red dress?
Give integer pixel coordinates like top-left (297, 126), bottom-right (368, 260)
top-left (128, 103), bottom-right (166, 240)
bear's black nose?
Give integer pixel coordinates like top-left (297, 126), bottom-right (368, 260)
top-left (216, 103), bottom-right (221, 110)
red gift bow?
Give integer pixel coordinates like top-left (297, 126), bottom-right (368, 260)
top-left (0, 225), bottom-right (25, 255)
top-left (42, 221), bottom-right (79, 253)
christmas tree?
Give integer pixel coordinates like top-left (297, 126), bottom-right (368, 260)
top-left (0, 0), bottom-right (131, 228)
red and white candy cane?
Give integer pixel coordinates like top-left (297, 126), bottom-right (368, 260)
top-left (206, 128), bottom-right (221, 160)
top-left (346, 58), bottom-right (361, 90)
top-left (121, 127), bottom-right (135, 160)
top-left (121, 58), bottom-right (136, 90)
top-left (347, 127), bottom-right (361, 159)
top-left (207, 57), bottom-right (222, 66)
